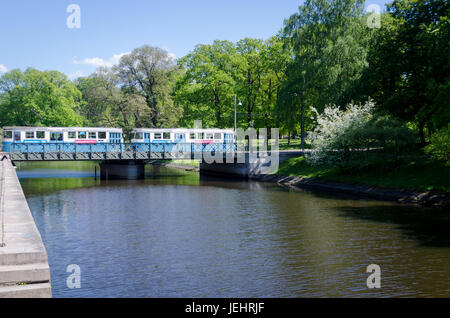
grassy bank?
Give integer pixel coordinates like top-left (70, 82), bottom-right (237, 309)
top-left (277, 157), bottom-right (450, 193)
top-left (161, 160), bottom-right (200, 168)
top-left (278, 139), bottom-right (310, 151)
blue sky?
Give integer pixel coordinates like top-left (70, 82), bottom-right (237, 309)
top-left (0, 0), bottom-right (390, 79)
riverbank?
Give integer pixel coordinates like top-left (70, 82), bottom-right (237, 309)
top-left (257, 157), bottom-right (450, 207)
top-left (251, 174), bottom-right (450, 208)
top-left (155, 158), bottom-right (450, 207)
top-left (151, 160), bottom-right (200, 172)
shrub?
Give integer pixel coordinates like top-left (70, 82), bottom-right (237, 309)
top-left (424, 125), bottom-right (450, 163)
top-left (308, 100), bottom-right (416, 172)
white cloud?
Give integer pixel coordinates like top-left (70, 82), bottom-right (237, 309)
top-left (73, 52), bottom-right (130, 68)
top-left (161, 47), bottom-right (177, 61)
top-left (168, 52), bottom-right (177, 61)
top-left (68, 70), bottom-right (85, 80)
top-left (0, 64), bottom-right (8, 73)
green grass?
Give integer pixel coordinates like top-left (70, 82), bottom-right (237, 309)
top-left (237, 138), bottom-right (308, 151)
top-left (278, 139), bottom-right (309, 151)
top-left (277, 156), bottom-right (450, 193)
top-left (167, 160), bottom-right (200, 168)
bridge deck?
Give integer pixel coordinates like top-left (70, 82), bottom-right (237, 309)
top-left (6, 142), bottom-right (240, 162)
top-left (5, 143), bottom-right (302, 163)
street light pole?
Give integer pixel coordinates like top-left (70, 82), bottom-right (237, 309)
top-left (234, 94), bottom-right (237, 133)
top-left (301, 90), bottom-right (305, 152)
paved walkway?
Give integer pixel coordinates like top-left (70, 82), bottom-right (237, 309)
top-left (0, 155), bottom-right (5, 247)
top-left (0, 157), bottom-right (51, 298)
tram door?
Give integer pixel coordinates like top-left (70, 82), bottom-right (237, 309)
top-left (175, 133), bottom-right (185, 143)
top-left (109, 132), bottom-right (122, 144)
top-left (13, 131), bottom-right (21, 143)
top-left (50, 132), bottom-right (64, 143)
top-left (224, 133), bottom-right (234, 143)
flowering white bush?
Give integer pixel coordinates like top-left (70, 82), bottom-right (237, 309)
top-left (308, 100), bottom-right (375, 167)
top-left (307, 100), bottom-right (415, 171)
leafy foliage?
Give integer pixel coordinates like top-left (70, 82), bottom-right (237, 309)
top-left (175, 40), bottom-right (243, 128)
top-left (308, 100), bottom-right (416, 171)
top-left (424, 125), bottom-right (450, 162)
top-left (0, 68), bottom-right (82, 127)
top-left (113, 45), bottom-right (182, 128)
top-left (175, 37), bottom-right (289, 129)
top-left (361, 0), bottom-right (450, 143)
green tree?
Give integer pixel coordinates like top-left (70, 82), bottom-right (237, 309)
top-left (236, 38), bottom-right (265, 127)
top-left (361, 0), bottom-right (450, 144)
top-left (424, 124), bottom-right (450, 162)
top-left (279, 0), bottom-right (374, 144)
top-left (176, 37), bottom-right (289, 130)
top-left (113, 45), bottom-right (182, 128)
top-left (175, 40), bottom-right (245, 128)
top-left (235, 37), bottom-right (290, 129)
top-left (0, 68), bottom-right (83, 127)
top-left (76, 68), bottom-right (150, 138)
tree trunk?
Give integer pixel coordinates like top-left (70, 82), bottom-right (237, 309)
top-left (419, 122), bottom-right (426, 146)
top-left (214, 92), bottom-right (221, 127)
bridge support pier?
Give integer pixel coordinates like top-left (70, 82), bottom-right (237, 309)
top-left (100, 160), bottom-right (145, 180)
top-left (199, 151), bottom-right (304, 179)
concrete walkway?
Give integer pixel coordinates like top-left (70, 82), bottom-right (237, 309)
top-left (0, 157), bottom-right (51, 298)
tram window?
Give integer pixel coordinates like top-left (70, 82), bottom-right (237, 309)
top-left (190, 133), bottom-right (195, 139)
top-left (50, 133), bottom-right (63, 141)
top-left (3, 131), bottom-right (12, 139)
top-left (134, 132), bottom-right (143, 140)
top-left (78, 131), bottom-right (87, 139)
top-left (36, 131), bottom-right (45, 139)
top-left (154, 133), bottom-right (162, 140)
top-left (14, 133), bottom-right (21, 141)
top-left (68, 132), bottom-right (76, 139)
top-left (163, 132), bottom-right (171, 140)
top-left (214, 133), bottom-right (221, 140)
top-left (26, 132), bottom-right (35, 139)
top-left (89, 132), bottom-right (97, 139)
top-left (197, 133), bottom-right (204, 139)
top-left (98, 132), bottom-right (106, 139)
top-left (206, 133), bottom-right (214, 140)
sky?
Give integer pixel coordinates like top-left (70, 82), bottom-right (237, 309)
top-left (0, 0), bottom-right (390, 80)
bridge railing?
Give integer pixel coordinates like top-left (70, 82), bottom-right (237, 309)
top-left (7, 142), bottom-right (239, 161)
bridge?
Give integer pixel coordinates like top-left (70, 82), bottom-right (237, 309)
top-left (4, 142), bottom-right (304, 179)
top-left (6, 142), bottom-right (237, 161)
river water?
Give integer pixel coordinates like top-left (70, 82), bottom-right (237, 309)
top-left (16, 161), bottom-right (450, 298)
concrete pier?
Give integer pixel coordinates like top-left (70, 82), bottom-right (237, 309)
top-left (0, 157), bottom-right (52, 298)
top-left (200, 150), bottom-right (304, 178)
top-left (100, 160), bottom-right (146, 180)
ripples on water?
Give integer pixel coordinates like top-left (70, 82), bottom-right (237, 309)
top-left (16, 162), bottom-right (450, 298)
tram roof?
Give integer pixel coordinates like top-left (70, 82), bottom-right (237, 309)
top-left (132, 128), bottom-right (235, 133)
top-left (3, 127), bottom-right (123, 132)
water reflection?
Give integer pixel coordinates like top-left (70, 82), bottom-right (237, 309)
top-left (16, 161), bottom-right (450, 298)
top-left (335, 205), bottom-right (450, 247)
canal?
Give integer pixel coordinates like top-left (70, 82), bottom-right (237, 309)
top-left (15, 161), bottom-right (450, 298)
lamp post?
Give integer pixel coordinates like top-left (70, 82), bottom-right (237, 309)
top-left (301, 90), bottom-right (305, 152)
top-left (234, 95), bottom-right (236, 133)
top-left (234, 94), bottom-right (242, 133)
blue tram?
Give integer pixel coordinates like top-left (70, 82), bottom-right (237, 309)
top-left (2, 127), bottom-right (124, 153)
top-left (1, 126), bottom-right (237, 154)
top-left (129, 128), bottom-right (236, 153)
